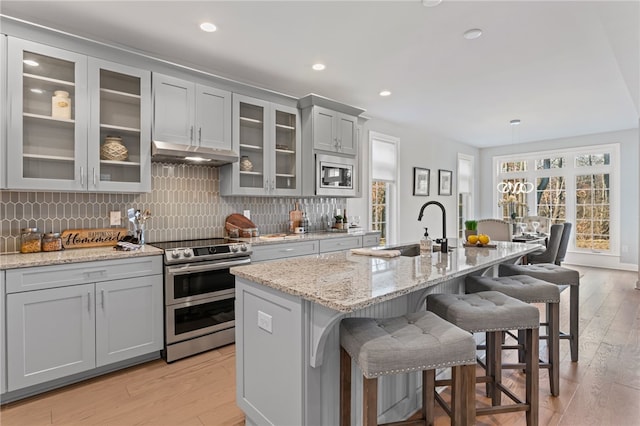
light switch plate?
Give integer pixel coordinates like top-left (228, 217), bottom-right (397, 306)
top-left (109, 211), bottom-right (122, 226)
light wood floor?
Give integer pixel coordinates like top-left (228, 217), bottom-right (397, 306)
top-left (1, 266), bottom-right (639, 425)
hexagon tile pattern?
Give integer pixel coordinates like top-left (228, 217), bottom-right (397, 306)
top-left (0, 162), bottom-right (346, 253)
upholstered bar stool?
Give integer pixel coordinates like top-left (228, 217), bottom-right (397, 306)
top-left (427, 291), bottom-right (540, 426)
top-left (340, 311), bottom-right (477, 426)
top-left (499, 263), bottom-right (580, 362)
top-left (465, 275), bottom-right (561, 396)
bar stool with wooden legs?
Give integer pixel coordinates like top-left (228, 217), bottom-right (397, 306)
top-left (499, 263), bottom-right (580, 362)
top-left (340, 311), bottom-right (477, 426)
top-left (427, 291), bottom-right (540, 426)
top-left (465, 275), bottom-right (561, 396)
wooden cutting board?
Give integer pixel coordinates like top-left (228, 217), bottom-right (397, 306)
top-left (225, 214), bottom-right (257, 237)
top-left (289, 202), bottom-right (302, 229)
top-left (61, 228), bottom-right (128, 249)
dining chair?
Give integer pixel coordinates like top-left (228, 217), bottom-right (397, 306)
top-left (554, 222), bottom-right (572, 266)
top-left (527, 223), bottom-right (564, 264)
top-left (477, 219), bottom-right (512, 241)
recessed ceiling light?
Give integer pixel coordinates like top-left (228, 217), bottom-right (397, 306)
top-left (23, 59), bottom-right (39, 67)
top-left (312, 63), bottom-right (326, 71)
top-left (30, 88), bottom-right (44, 94)
top-left (422, 0), bottom-right (443, 7)
top-left (379, 90), bottom-right (392, 97)
top-left (510, 119), bottom-right (521, 126)
top-left (199, 22), bottom-right (217, 32)
top-left (463, 28), bottom-right (483, 40)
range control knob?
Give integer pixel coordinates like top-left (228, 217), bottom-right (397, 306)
top-left (240, 244), bottom-right (248, 252)
top-left (183, 248), bottom-right (193, 258)
top-left (230, 245), bottom-right (239, 253)
top-left (170, 249), bottom-right (180, 259)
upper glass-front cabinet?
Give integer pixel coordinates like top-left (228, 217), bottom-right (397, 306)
top-left (220, 94), bottom-right (300, 196)
top-left (7, 37), bottom-right (150, 192)
top-left (88, 58), bottom-right (150, 192)
top-left (8, 38), bottom-right (88, 190)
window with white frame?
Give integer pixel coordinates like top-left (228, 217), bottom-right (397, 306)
top-left (370, 132), bottom-right (399, 246)
top-left (494, 144), bottom-right (619, 254)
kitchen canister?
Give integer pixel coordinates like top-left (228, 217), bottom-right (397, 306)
top-left (20, 228), bottom-right (42, 253)
top-left (42, 232), bottom-right (63, 252)
top-left (101, 135), bottom-right (129, 161)
top-left (239, 156), bottom-right (253, 172)
top-left (51, 90), bottom-right (71, 119)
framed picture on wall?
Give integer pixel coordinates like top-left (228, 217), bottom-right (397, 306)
top-left (413, 167), bottom-right (430, 196)
top-left (438, 169), bottom-right (452, 196)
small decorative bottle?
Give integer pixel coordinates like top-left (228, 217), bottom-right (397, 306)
top-left (420, 227), bottom-right (433, 257)
top-left (51, 90), bottom-right (71, 119)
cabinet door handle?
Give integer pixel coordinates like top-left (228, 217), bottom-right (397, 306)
top-left (102, 289), bottom-right (107, 312)
top-left (80, 166), bottom-right (85, 188)
top-left (271, 179), bottom-right (275, 191)
top-left (198, 127), bottom-right (202, 144)
top-left (87, 291), bottom-right (91, 313)
top-left (93, 167), bottom-right (96, 186)
top-left (190, 126), bottom-right (194, 143)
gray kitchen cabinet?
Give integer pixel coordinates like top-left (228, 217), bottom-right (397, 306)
top-left (0, 271), bottom-right (5, 394)
top-left (5, 256), bottom-right (163, 392)
top-left (6, 37), bottom-right (151, 192)
top-left (250, 240), bottom-right (319, 263)
top-left (363, 233), bottom-right (381, 247)
top-left (309, 106), bottom-right (358, 155)
top-left (220, 94), bottom-right (301, 196)
top-left (1, 34), bottom-right (6, 189)
top-left (152, 73), bottom-right (232, 151)
top-left (319, 235), bottom-right (362, 253)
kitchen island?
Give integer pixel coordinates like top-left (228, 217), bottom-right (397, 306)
top-left (231, 241), bottom-right (542, 425)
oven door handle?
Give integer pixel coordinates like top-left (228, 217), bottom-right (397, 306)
top-left (166, 258), bottom-right (251, 275)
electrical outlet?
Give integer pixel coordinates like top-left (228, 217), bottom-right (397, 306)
top-left (243, 210), bottom-right (251, 220)
top-left (258, 310), bottom-right (272, 333)
top-left (109, 211), bottom-right (121, 226)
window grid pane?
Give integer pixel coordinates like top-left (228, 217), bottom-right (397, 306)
top-left (371, 181), bottom-right (387, 245)
top-left (575, 173), bottom-right (610, 250)
top-left (536, 176), bottom-right (566, 224)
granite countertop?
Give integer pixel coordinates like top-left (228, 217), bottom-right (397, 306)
top-left (233, 230), bottom-right (380, 246)
top-left (231, 241), bottom-right (542, 313)
top-left (0, 245), bottom-right (163, 270)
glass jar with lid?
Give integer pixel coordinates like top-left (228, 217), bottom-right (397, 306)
top-left (42, 232), bottom-right (63, 252)
top-left (20, 228), bottom-right (42, 253)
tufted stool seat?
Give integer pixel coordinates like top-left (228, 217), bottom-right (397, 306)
top-left (499, 262), bottom-right (580, 362)
top-left (340, 311), bottom-right (476, 426)
top-left (427, 291), bottom-right (540, 426)
top-left (465, 275), bottom-right (561, 395)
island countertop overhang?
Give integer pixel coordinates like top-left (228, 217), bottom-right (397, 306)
top-left (231, 242), bottom-right (542, 313)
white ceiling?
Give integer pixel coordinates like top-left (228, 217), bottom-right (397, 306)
top-left (2, 0), bottom-right (638, 148)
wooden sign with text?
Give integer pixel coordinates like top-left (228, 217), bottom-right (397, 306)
top-left (61, 228), bottom-right (128, 249)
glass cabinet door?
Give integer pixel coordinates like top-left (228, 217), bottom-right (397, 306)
top-left (7, 38), bottom-right (88, 190)
top-left (272, 105), bottom-right (301, 195)
top-left (88, 58), bottom-right (150, 192)
top-left (236, 95), bottom-right (269, 192)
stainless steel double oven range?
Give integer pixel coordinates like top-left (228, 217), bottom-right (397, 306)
top-left (150, 238), bottom-right (251, 362)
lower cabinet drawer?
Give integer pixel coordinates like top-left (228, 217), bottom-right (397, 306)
top-left (251, 241), bottom-right (319, 262)
top-left (319, 236), bottom-right (362, 253)
top-left (363, 234), bottom-right (381, 247)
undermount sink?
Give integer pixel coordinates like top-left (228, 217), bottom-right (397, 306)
top-left (383, 243), bottom-right (455, 257)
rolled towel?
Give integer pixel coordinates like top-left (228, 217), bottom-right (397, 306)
top-left (350, 248), bottom-right (401, 258)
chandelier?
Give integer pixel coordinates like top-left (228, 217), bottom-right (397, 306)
top-left (496, 119), bottom-right (534, 195)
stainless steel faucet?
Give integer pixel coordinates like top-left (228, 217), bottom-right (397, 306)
top-left (417, 201), bottom-right (448, 252)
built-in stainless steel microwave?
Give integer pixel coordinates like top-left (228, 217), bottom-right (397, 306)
top-left (316, 153), bottom-right (357, 197)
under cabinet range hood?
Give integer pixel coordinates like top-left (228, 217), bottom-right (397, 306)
top-left (151, 141), bottom-right (239, 166)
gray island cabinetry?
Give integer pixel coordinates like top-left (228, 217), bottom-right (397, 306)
top-left (231, 242), bottom-right (541, 425)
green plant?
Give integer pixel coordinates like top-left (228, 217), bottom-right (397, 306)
top-left (464, 220), bottom-right (478, 231)
top-left (334, 215), bottom-right (344, 223)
